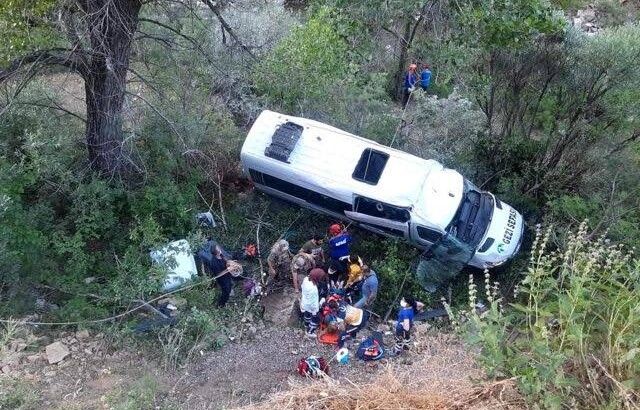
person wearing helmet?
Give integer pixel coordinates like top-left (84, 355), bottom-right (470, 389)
top-left (328, 224), bottom-right (352, 273)
top-left (329, 224), bottom-right (342, 236)
top-left (300, 268), bottom-right (327, 338)
top-left (291, 248), bottom-right (315, 292)
top-left (267, 239), bottom-right (292, 285)
top-left (403, 63), bottom-right (418, 105)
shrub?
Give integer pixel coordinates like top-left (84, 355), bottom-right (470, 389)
top-left (255, 7), bottom-right (350, 112)
top-left (357, 238), bottom-right (432, 317)
top-left (451, 222), bottom-right (640, 408)
top-left (156, 307), bottom-right (229, 371)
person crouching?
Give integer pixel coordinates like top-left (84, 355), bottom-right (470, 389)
top-left (319, 299), bottom-right (369, 348)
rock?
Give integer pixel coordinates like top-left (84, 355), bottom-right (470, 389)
top-left (84, 276), bottom-right (96, 284)
top-left (573, 17), bottom-right (583, 26)
top-left (71, 345), bottom-right (79, 352)
top-left (46, 342), bottom-right (70, 364)
top-left (9, 339), bottom-right (28, 353)
top-left (84, 348), bottom-right (93, 355)
top-left (248, 326), bottom-right (257, 335)
top-left (75, 329), bottom-right (90, 340)
top-left (95, 333), bottom-right (105, 339)
top-left (26, 354), bottom-right (42, 363)
top-left (1, 354), bottom-right (21, 366)
top-left (1, 365), bottom-right (11, 374)
top-left (44, 371), bottom-right (56, 377)
top-left (577, 8), bottom-right (596, 22)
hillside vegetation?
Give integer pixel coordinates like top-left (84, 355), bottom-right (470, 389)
top-left (1, 0), bottom-right (639, 408)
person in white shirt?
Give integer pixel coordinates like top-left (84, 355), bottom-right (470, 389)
top-left (300, 268), bottom-right (326, 338)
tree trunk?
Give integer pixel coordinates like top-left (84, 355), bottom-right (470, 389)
top-left (84, 0), bottom-right (142, 176)
top-left (393, 20), bottom-right (413, 102)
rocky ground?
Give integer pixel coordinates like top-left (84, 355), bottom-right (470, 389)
top-left (0, 290), bottom-right (478, 410)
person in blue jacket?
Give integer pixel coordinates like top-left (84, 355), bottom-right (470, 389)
top-left (420, 63), bottom-right (432, 91)
top-left (403, 63), bottom-right (417, 105)
top-left (389, 294), bottom-right (424, 356)
top-left (328, 223), bottom-right (352, 273)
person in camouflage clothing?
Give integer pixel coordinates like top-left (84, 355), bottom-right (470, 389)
top-left (267, 239), bottom-right (292, 285)
top-left (291, 249), bottom-right (315, 293)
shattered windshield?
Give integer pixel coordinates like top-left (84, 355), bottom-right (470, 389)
top-left (448, 180), bottom-right (493, 248)
top-left (416, 234), bottom-right (473, 291)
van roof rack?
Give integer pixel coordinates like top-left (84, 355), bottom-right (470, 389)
top-left (265, 121), bottom-right (304, 163)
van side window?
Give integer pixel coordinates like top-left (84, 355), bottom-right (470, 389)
top-left (354, 196), bottom-right (410, 222)
top-left (352, 149), bottom-right (389, 185)
top-left (248, 169), bottom-right (352, 214)
top-left (416, 226), bottom-right (443, 243)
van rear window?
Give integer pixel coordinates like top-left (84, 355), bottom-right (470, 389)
top-left (352, 149), bottom-right (388, 185)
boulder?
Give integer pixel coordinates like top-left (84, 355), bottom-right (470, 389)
top-left (46, 342), bottom-right (70, 364)
top-left (75, 329), bottom-right (90, 340)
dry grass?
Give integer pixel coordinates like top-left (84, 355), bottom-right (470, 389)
top-left (243, 365), bottom-right (524, 410)
top-left (240, 329), bottom-right (526, 410)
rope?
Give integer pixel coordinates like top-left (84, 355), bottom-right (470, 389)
top-left (390, 88), bottom-right (415, 148)
top-left (0, 265), bottom-right (261, 327)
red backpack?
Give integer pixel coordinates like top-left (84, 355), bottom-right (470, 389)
top-left (297, 356), bottom-right (329, 377)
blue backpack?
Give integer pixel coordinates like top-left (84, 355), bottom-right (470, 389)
top-left (357, 337), bottom-right (384, 361)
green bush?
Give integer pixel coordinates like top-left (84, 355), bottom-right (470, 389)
top-left (357, 238), bottom-right (432, 316)
top-left (255, 7), bottom-right (350, 111)
top-left (451, 222), bottom-right (640, 408)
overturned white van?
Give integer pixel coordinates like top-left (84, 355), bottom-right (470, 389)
top-left (240, 111), bottom-right (524, 287)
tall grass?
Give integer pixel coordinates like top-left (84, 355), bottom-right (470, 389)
top-left (452, 221), bottom-right (639, 409)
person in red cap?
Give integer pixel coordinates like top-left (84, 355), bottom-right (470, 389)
top-left (403, 63), bottom-right (418, 105)
top-left (329, 224), bottom-right (342, 236)
top-left (328, 223), bottom-right (352, 274)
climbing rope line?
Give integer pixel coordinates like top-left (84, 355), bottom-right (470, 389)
top-left (390, 88), bottom-right (415, 148)
top-left (0, 266), bottom-right (261, 327)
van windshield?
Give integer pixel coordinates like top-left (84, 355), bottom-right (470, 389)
top-left (447, 180), bottom-right (493, 248)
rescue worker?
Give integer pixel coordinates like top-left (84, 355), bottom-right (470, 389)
top-left (266, 239), bottom-right (292, 286)
top-left (291, 249), bottom-right (315, 292)
top-left (354, 265), bottom-right (378, 309)
top-left (420, 63), bottom-right (432, 91)
top-left (300, 268), bottom-right (326, 338)
top-left (319, 299), bottom-right (370, 348)
top-left (403, 63), bottom-right (417, 105)
top-left (389, 295), bottom-right (425, 356)
top-left (208, 245), bottom-right (233, 308)
top-left (328, 224), bottom-right (351, 273)
top-left (300, 234), bottom-right (325, 267)
top-left (345, 254), bottom-right (363, 288)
